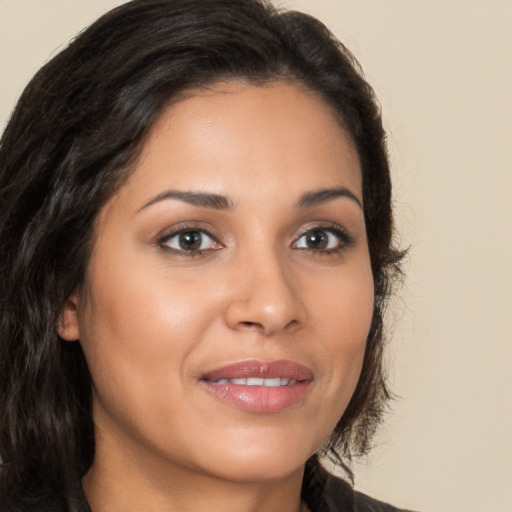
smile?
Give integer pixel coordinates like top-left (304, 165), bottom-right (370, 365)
top-left (201, 360), bottom-right (313, 413)
top-left (208, 377), bottom-right (296, 386)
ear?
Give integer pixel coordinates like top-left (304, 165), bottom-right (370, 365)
top-left (58, 292), bottom-right (81, 341)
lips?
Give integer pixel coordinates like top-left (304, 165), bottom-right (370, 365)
top-left (200, 360), bottom-right (313, 413)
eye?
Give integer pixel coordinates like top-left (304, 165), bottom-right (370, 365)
top-left (293, 226), bottom-right (352, 252)
top-left (159, 229), bottom-right (220, 253)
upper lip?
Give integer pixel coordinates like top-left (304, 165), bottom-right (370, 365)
top-left (201, 359), bottom-right (314, 381)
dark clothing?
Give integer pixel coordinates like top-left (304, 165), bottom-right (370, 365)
top-left (1, 465), bottom-right (415, 511)
top-left (303, 465), bottom-right (415, 512)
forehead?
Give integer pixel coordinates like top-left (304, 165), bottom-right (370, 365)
top-left (107, 81), bottom-right (362, 215)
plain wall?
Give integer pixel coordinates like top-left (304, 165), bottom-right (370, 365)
top-left (1, 1), bottom-right (511, 511)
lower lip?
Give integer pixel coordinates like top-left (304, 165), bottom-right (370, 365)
top-left (201, 381), bottom-right (312, 413)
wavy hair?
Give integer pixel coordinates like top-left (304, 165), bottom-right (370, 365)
top-left (0, 0), bottom-right (403, 506)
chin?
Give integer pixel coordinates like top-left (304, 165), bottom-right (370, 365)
top-left (204, 455), bottom-right (307, 483)
top-left (185, 429), bottom-right (321, 483)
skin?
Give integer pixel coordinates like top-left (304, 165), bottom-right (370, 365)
top-left (60, 81), bottom-right (374, 512)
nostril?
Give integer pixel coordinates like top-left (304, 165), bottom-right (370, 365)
top-left (240, 321), bottom-right (263, 329)
top-left (238, 318), bottom-right (300, 334)
top-left (285, 319), bottom-right (300, 330)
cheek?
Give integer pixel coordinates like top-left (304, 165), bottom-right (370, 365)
top-left (76, 257), bottom-right (223, 405)
top-left (76, 279), bottom-right (197, 455)
top-left (315, 261), bottom-right (374, 342)
top-left (311, 260), bottom-right (374, 394)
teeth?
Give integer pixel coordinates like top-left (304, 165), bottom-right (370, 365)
top-left (212, 377), bottom-right (296, 386)
top-left (262, 378), bottom-right (281, 387)
top-left (247, 378), bottom-right (264, 386)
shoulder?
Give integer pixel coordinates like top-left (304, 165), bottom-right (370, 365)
top-left (305, 463), bottom-right (417, 512)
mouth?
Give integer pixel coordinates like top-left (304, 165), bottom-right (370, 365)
top-left (208, 377), bottom-right (298, 386)
top-left (200, 360), bottom-right (313, 413)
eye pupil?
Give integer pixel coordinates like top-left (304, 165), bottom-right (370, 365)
top-left (179, 231), bottom-right (202, 251)
top-left (306, 230), bottom-right (328, 249)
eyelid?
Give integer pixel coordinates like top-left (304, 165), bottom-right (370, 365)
top-left (292, 223), bottom-right (354, 252)
top-left (157, 224), bottom-right (223, 255)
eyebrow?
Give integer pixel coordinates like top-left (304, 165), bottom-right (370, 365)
top-left (298, 187), bottom-right (363, 210)
top-left (139, 190), bottom-right (234, 212)
top-left (138, 185), bottom-right (362, 213)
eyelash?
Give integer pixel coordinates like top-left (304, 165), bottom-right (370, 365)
top-left (157, 223), bottom-right (353, 257)
top-left (293, 224), bottom-right (354, 255)
top-left (157, 225), bottom-right (220, 258)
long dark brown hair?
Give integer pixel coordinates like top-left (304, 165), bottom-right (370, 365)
top-left (0, 0), bottom-right (403, 507)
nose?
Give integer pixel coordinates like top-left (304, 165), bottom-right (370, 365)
top-left (223, 251), bottom-right (307, 336)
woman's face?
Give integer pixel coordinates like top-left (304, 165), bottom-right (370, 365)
top-left (62, 81), bottom-right (374, 483)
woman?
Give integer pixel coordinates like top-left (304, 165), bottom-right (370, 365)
top-left (0, 0), bottom-right (406, 511)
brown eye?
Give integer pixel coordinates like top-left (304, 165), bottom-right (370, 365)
top-left (293, 226), bottom-right (352, 252)
top-left (304, 230), bottom-right (329, 249)
top-left (178, 231), bottom-right (203, 251)
top-left (160, 229), bottom-right (219, 253)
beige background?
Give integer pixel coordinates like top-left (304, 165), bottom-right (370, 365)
top-left (1, 1), bottom-right (511, 511)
